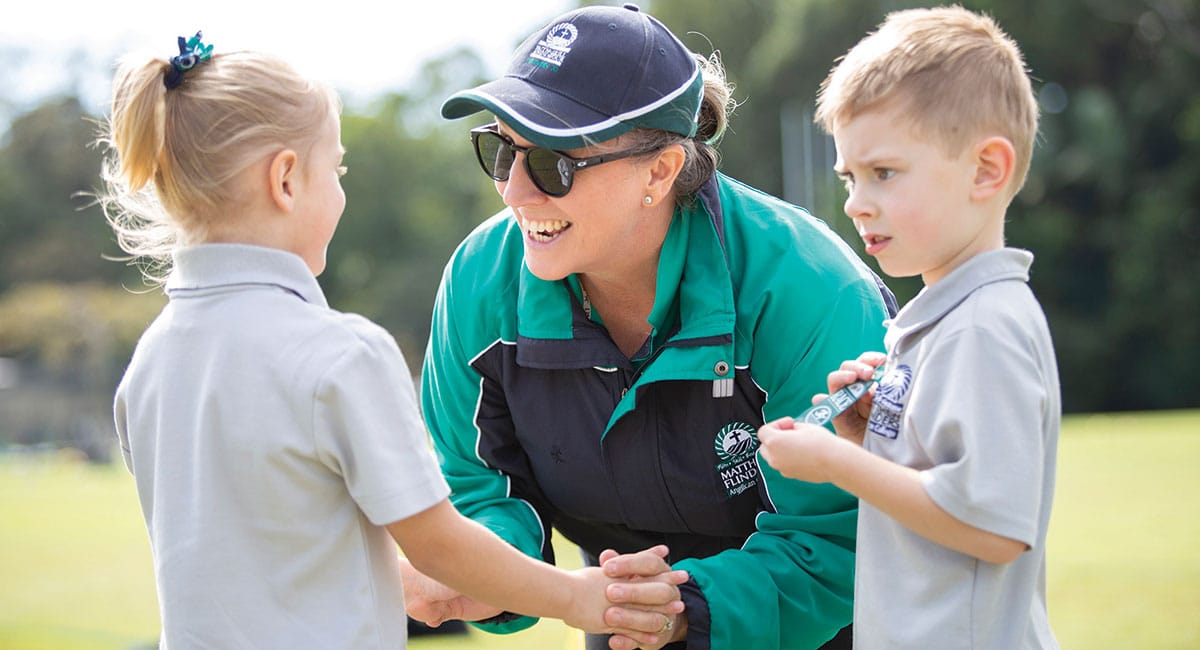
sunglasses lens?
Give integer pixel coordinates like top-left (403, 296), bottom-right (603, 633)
top-left (475, 131), bottom-right (514, 181)
top-left (526, 148), bottom-right (572, 197)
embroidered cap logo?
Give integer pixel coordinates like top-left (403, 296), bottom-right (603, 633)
top-left (529, 22), bottom-right (578, 69)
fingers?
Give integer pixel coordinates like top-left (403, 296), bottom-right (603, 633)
top-left (857, 350), bottom-right (887, 367)
top-left (763, 415), bottom-right (796, 432)
top-left (604, 608), bottom-right (678, 648)
top-left (608, 631), bottom-right (663, 650)
top-left (598, 544), bottom-right (668, 579)
top-left (827, 368), bottom-right (861, 391)
top-left (405, 599), bottom-right (447, 626)
top-left (602, 545), bottom-right (677, 578)
top-left (828, 357), bottom-right (879, 393)
top-left (606, 579), bottom-right (686, 608)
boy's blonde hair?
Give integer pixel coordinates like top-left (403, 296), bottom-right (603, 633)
top-left (815, 5), bottom-right (1038, 196)
top-left (98, 49), bottom-right (339, 282)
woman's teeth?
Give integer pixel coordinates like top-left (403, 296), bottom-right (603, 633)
top-left (523, 218), bottom-right (572, 242)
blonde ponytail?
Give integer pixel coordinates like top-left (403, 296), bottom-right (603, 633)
top-left (98, 48), bottom-right (338, 284)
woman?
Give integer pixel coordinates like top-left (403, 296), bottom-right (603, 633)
top-left (410, 5), bottom-right (896, 649)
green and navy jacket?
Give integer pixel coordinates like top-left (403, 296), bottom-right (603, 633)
top-left (421, 173), bottom-right (894, 649)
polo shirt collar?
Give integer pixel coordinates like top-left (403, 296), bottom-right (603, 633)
top-left (166, 243), bottom-right (328, 309)
top-left (886, 247), bottom-right (1033, 349)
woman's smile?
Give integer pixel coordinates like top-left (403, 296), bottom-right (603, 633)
top-left (520, 214), bottom-right (573, 243)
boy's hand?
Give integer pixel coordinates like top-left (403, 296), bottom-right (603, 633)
top-left (758, 417), bottom-right (848, 483)
top-left (822, 351), bottom-right (887, 445)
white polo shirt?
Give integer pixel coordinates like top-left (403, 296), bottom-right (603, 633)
top-left (855, 248), bottom-right (1060, 649)
top-left (114, 243), bottom-right (449, 649)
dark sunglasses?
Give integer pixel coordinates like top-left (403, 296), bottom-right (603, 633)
top-left (470, 124), bottom-right (650, 197)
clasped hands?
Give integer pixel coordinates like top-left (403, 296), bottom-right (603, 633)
top-left (401, 544), bottom-right (687, 650)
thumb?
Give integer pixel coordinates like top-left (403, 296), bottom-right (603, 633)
top-left (774, 416), bottom-right (797, 430)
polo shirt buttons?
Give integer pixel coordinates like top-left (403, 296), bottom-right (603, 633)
top-left (714, 361), bottom-right (730, 376)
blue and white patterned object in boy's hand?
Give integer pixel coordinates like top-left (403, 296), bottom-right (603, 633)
top-left (796, 365), bottom-right (885, 426)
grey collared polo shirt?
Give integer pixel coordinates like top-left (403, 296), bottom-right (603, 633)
top-left (115, 243), bottom-right (448, 649)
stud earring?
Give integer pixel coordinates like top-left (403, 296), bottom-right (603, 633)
top-left (644, 196), bottom-right (653, 205)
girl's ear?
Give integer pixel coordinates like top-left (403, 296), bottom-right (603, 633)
top-left (268, 149), bottom-right (300, 212)
top-left (970, 136), bottom-right (1016, 202)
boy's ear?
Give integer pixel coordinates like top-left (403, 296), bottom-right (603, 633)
top-left (268, 149), bottom-right (300, 212)
top-left (970, 136), bottom-right (1016, 202)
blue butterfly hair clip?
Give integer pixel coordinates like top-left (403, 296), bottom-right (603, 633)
top-left (163, 31), bottom-right (214, 89)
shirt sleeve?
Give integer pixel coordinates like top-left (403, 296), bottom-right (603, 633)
top-left (914, 325), bottom-right (1049, 547)
top-left (113, 375), bottom-right (134, 474)
top-left (311, 321), bottom-right (450, 528)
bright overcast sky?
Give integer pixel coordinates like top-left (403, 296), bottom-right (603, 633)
top-left (0, 0), bottom-right (571, 115)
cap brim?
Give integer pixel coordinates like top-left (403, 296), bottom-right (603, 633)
top-left (440, 77), bottom-right (635, 150)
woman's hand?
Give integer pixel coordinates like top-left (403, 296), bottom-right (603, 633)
top-left (597, 545), bottom-right (689, 649)
top-left (399, 557), bottom-right (502, 627)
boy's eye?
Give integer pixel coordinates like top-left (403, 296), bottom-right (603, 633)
top-left (836, 171), bottom-right (854, 190)
top-left (874, 168), bottom-right (895, 181)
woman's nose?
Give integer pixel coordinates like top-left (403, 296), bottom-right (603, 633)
top-left (499, 153), bottom-right (548, 207)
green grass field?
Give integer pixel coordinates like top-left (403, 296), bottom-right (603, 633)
top-left (1, 410), bottom-right (1197, 649)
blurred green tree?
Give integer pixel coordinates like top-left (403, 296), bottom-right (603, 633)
top-left (0, 0), bottom-right (1196, 423)
top-left (644, 0), bottom-right (1199, 412)
top-left (0, 96), bottom-right (130, 291)
top-left (326, 47), bottom-right (504, 369)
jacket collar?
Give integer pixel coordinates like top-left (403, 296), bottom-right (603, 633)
top-left (515, 175), bottom-right (736, 369)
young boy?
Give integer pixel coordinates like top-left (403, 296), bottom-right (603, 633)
top-left (758, 6), bottom-right (1060, 649)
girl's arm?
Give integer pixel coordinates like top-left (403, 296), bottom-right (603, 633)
top-left (387, 499), bottom-right (687, 642)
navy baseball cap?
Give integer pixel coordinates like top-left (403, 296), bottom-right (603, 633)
top-left (441, 3), bottom-right (703, 150)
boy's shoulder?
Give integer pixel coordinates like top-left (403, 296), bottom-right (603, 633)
top-left (891, 249), bottom-right (1051, 354)
top-left (949, 276), bottom-right (1047, 349)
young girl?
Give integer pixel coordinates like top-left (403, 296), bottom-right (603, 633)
top-left (99, 32), bottom-right (685, 649)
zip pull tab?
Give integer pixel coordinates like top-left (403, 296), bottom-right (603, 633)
top-left (795, 365), bottom-right (886, 426)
